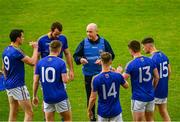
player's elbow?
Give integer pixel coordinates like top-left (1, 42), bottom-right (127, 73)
top-left (123, 82), bottom-right (129, 89)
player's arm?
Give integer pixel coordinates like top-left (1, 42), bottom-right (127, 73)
top-left (153, 68), bottom-right (159, 88)
top-left (21, 42), bottom-right (38, 66)
top-left (64, 48), bottom-right (74, 80)
top-left (168, 64), bottom-right (171, 80)
top-left (122, 80), bottom-right (129, 89)
top-left (87, 91), bottom-right (97, 119)
top-left (62, 73), bottom-right (69, 83)
top-left (122, 73), bottom-right (130, 80)
top-left (1, 62), bottom-right (6, 78)
top-left (122, 73), bottom-right (130, 89)
top-left (32, 74), bottom-right (40, 106)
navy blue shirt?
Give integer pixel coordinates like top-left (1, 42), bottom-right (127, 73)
top-left (73, 35), bottom-right (115, 65)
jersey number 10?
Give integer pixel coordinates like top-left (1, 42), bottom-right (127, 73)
top-left (41, 67), bottom-right (55, 83)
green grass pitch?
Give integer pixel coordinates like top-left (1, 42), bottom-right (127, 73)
top-left (0, 0), bottom-right (180, 121)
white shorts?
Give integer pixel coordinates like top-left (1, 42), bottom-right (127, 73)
top-left (131, 99), bottom-right (155, 112)
top-left (155, 97), bottom-right (167, 104)
top-left (98, 113), bottom-right (123, 122)
top-left (44, 99), bottom-right (71, 113)
top-left (6, 85), bottom-right (30, 100)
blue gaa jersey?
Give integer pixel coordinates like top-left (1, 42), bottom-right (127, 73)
top-left (151, 51), bottom-right (169, 98)
top-left (125, 56), bottom-right (156, 102)
top-left (35, 56), bottom-right (67, 104)
top-left (38, 34), bottom-right (68, 58)
top-left (2, 46), bottom-right (25, 89)
top-left (92, 71), bottom-right (126, 118)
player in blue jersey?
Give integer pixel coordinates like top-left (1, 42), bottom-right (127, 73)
top-left (141, 37), bottom-right (171, 121)
top-left (122, 40), bottom-right (159, 121)
top-left (2, 29), bottom-right (38, 121)
top-left (33, 40), bottom-right (72, 121)
top-left (38, 21), bottom-right (74, 80)
top-left (88, 52), bottom-right (128, 121)
top-left (73, 23), bottom-right (115, 121)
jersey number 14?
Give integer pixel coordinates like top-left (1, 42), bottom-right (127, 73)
top-left (102, 82), bottom-right (117, 100)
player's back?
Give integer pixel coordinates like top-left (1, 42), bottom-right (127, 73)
top-left (93, 71), bottom-right (125, 118)
top-left (151, 51), bottom-right (169, 98)
top-left (2, 46), bottom-right (25, 89)
top-left (125, 56), bottom-right (156, 102)
top-left (36, 56), bottom-right (67, 104)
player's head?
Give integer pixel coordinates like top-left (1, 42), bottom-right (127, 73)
top-left (51, 22), bottom-right (63, 39)
top-left (49, 40), bottom-right (62, 55)
top-left (86, 23), bottom-right (98, 41)
top-left (141, 37), bottom-right (155, 54)
top-left (100, 52), bottom-right (112, 66)
top-left (128, 40), bottom-right (141, 56)
top-left (9, 29), bottom-right (24, 45)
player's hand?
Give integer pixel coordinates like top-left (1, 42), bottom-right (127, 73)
top-left (110, 67), bottom-right (116, 72)
top-left (95, 59), bottom-right (101, 65)
top-left (87, 110), bottom-right (93, 120)
top-left (32, 97), bottom-right (39, 107)
top-left (116, 65), bottom-right (123, 73)
top-left (80, 58), bottom-right (88, 65)
top-left (69, 69), bottom-right (74, 81)
top-left (29, 41), bottom-right (38, 48)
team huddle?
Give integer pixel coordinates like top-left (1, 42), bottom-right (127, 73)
top-left (1, 22), bottom-right (171, 122)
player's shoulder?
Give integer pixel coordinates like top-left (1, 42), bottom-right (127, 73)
top-left (126, 59), bottom-right (134, 67)
top-left (59, 34), bottom-right (67, 40)
top-left (37, 34), bottom-right (48, 42)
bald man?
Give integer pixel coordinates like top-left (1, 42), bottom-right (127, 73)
top-left (73, 23), bottom-right (115, 121)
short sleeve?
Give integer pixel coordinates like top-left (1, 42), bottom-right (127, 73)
top-left (125, 62), bottom-right (132, 75)
top-left (38, 39), bottom-right (42, 53)
top-left (118, 74), bottom-right (125, 85)
top-left (60, 61), bottom-right (67, 73)
top-left (92, 76), bottom-right (98, 92)
top-left (15, 49), bottom-right (25, 60)
top-left (35, 62), bottom-right (40, 75)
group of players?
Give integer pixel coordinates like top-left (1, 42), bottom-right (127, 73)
top-left (1, 21), bottom-right (171, 122)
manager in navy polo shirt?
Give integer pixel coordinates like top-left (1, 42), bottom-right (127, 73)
top-left (73, 23), bottom-right (115, 121)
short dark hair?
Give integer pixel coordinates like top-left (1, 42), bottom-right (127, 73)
top-left (128, 40), bottom-right (141, 52)
top-left (141, 37), bottom-right (154, 44)
top-left (50, 40), bottom-right (62, 52)
top-left (100, 52), bottom-right (112, 64)
top-left (51, 22), bottom-right (63, 32)
top-left (9, 29), bottom-right (24, 42)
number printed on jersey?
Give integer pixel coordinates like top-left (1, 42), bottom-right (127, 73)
top-left (102, 82), bottom-right (117, 100)
top-left (139, 66), bottom-right (152, 83)
top-left (41, 67), bottom-right (56, 83)
top-left (159, 61), bottom-right (168, 78)
top-left (4, 56), bottom-right (10, 71)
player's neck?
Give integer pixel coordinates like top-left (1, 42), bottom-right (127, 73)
top-left (11, 42), bottom-right (19, 48)
top-left (150, 47), bottom-right (158, 54)
top-left (133, 52), bottom-right (142, 58)
top-left (49, 52), bottom-right (58, 57)
top-left (102, 65), bottom-right (111, 72)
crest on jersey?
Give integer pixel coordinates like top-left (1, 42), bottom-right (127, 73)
top-left (140, 57), bottom-right (144, 62)
top-left (48, 58), bottom-right (52, 61)
top-left (105, 74), bottom-right (109, 78)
